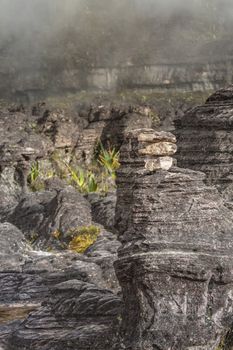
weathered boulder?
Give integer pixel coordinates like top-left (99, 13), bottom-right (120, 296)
top-left (115, 128), bottom-right (233, 350)
top-left (8, 187), bottom-right (92, 248)
top-left (0, 225), bottom-right (119, 346)
top-left (8, 280), bottom-right (121, 350)
top-left (175, 85), bottom-right (233, 200)
top-left (6, 186), bottom-right (120, 291)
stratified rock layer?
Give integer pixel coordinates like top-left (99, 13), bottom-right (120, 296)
top-left (8, 280), bottom-right (121, 350)
top-left (175, 85), bottom-right (233, 199)
top-left (115, 128), bottom-right (233, 350)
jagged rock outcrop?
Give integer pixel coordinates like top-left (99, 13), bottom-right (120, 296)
top-left (175, 85), bottom-right (233, 200)
top-left (115, 128), bottom-right (233, 350)
top-left (8, 280), bottom-right (121, 350)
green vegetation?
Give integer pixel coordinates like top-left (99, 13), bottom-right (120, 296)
top-left (28, 161), bottom-right (40, 183)
top-left (64, 163), bottom-right (98, 193)
top-left (27, 142), bottom-right (120, 194)
top-left (97, 142), bottom-right (120, 179)
top-left (28, 161), bottom-right (45, 192)
top-left (67, 225), bottom-right (100, 253)
top-left (48, 225), bottom-right (100, 253)
top-left (28, 89), bottom-right (210, 195)
top-left (28, 160), bottom-right (55, 192)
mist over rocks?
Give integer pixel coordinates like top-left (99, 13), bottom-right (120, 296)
top-left (1, 0), bottom-right (233, 100)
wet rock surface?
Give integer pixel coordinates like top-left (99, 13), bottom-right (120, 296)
top-left (115, 128), bottom-right (233, 350)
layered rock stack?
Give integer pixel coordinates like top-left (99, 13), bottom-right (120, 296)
top-left (175, 85), bottom-right (233, 199)
top-left (115, 128), bottom-right (233, 350)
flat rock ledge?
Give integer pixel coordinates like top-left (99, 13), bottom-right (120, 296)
top-left (115, 128), bottom-right (233, 350)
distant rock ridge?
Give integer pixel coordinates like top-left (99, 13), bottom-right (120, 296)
top-left (175, 85), bottom-right (233, 200)
top-left (115, 128), bottom-right (233, 350)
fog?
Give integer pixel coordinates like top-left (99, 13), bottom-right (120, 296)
top-left (0, 0), bottom-right (233, 69)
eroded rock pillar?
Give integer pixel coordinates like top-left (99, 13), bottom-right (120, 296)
top-left (115, 128), bottom-right (233, 350)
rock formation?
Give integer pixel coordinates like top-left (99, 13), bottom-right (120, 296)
top-left (8, 280), bottom-right (121, 350)
top-left (115, 128), bottom-right (233, 350)
top-left (175, 85), bottom-right (233, 200)
top-left (3, 94), bottom-right (233, 349)
top-left (0, 103), bottom-right (126, 349)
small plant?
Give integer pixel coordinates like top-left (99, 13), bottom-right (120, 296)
top-left (28, 160), bottom-right (57, 192)
top-left (27, 161), bottom-right (46, 192)
top-left (67, 164), bottom-right (86, 190)
top-left (97, 142), bottom-right (120, 178)
top-left (28, 161), bottom-right (40, 184)
top-left (87, 172), bottom-right (98, 192)
top-left (67, 225), bottom-right (100, 253)
top-left (64, 163), bottom-right (98, 193)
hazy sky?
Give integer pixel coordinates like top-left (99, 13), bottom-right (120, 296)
top-left (0, 0), bottom-right (232, 66)
top-left (0, 0), bottom-right (231, 36)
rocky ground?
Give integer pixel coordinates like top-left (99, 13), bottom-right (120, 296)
top-left (1, 87), bottom-right (233, 349)
top-left (0, 101), bottom-right (152, 349)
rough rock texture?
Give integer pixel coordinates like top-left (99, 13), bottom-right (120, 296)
top-left (0, 223), bottom-right (30, 272)
top-left (74, 105), bottom-right (153, 164)
top-left (8, 187), bottom-right (92, 248)
top-left (175, 85), bottom-right (233, 200)
top-left (0, 224), bottom-right (120, 347)
top-left (0, 102), bottom-right (129, 349)
top-left (87, 192), bottom-right (117, 231)
top-left (115, 128), bottom-right (233, 350)
top-left (8, 280), bottom-right (121, 350)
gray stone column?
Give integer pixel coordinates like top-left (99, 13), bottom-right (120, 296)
top-left (115, 128), bottom-right (233, 350)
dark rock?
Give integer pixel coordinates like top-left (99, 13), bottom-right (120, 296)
top-left (5, 185), bottom-right (120, 293)
top-left (87, 192), bottom-right (117, 231)
top-left (115, 128), bottom-right (233, 350)
top-left (8, 187), bottom-right (92, 248)
top-left (0, 223), bottom-right (30, 272)
top-left (0, 272), bottom-right (47, 304)
top-left (175, 85), bottom-right (233, 200)
top-left (0, 321), bottom-right (22, 350)
top-left (8, 280), bottom-right (121, 350)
